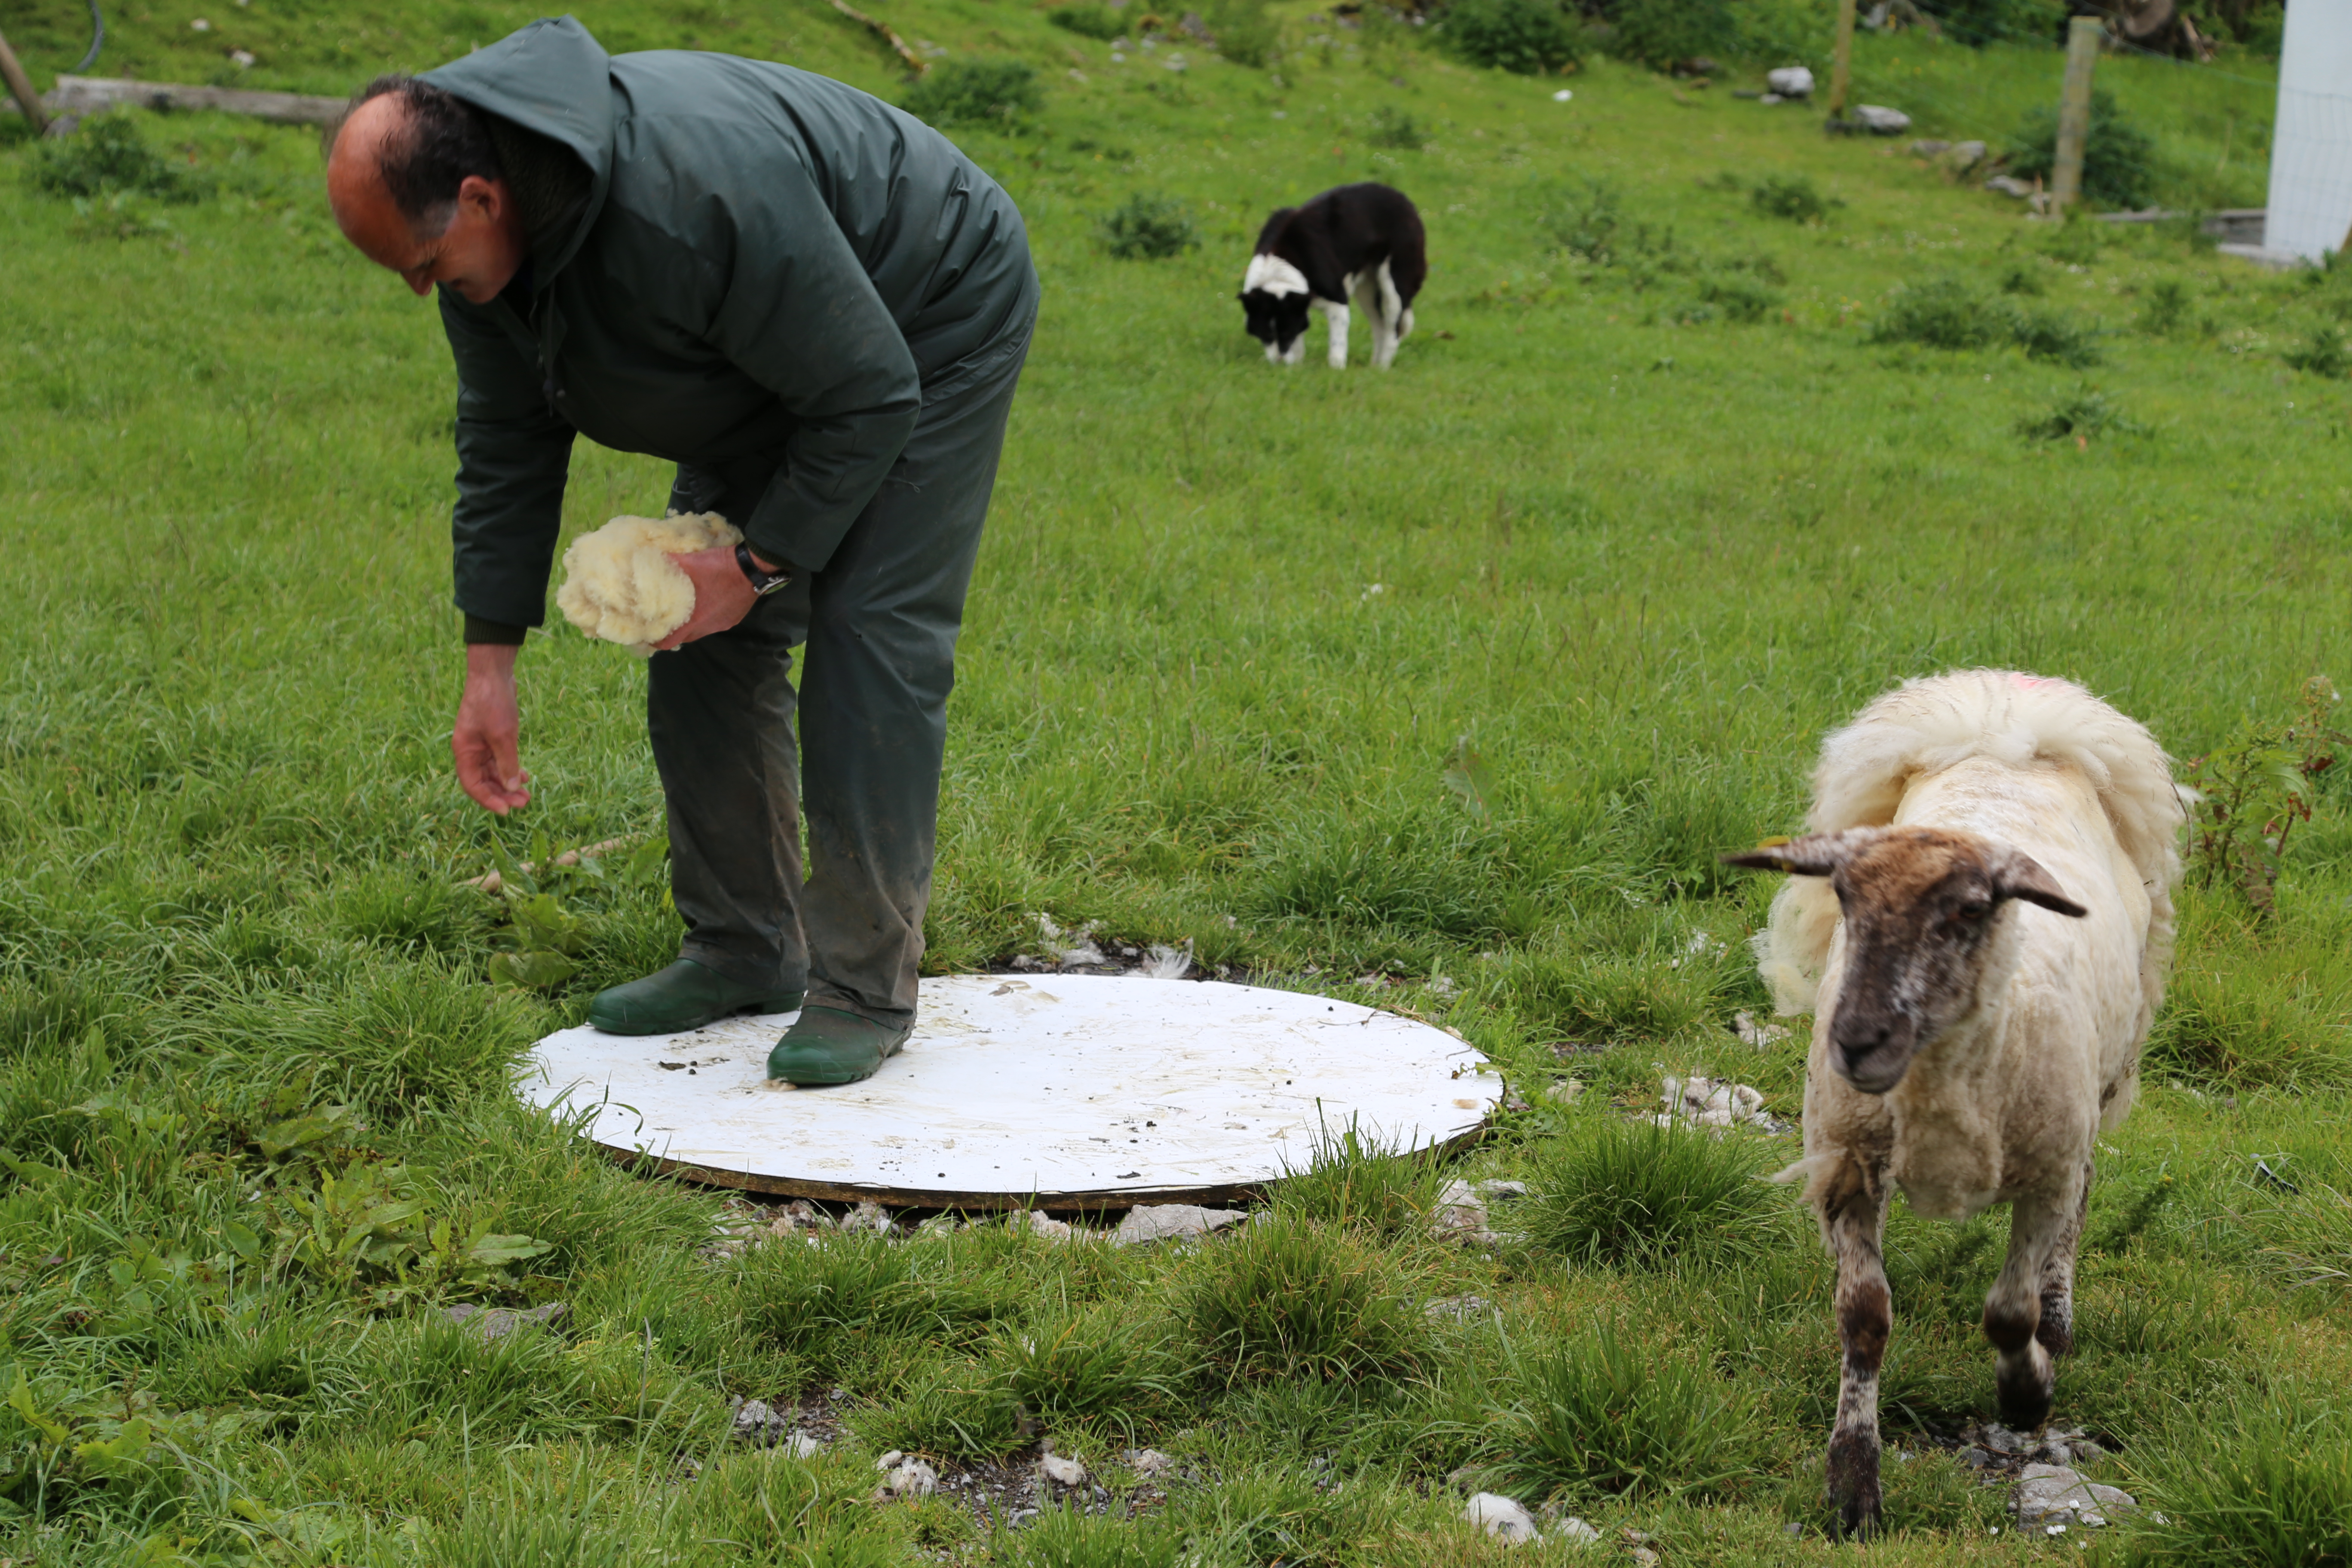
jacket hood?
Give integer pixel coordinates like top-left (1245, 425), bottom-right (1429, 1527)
top-left (423, 15), bottom-right (613, 280)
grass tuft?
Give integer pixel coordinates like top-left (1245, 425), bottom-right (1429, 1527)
top-left (1520, 1117), bottom-right (1791, 1267)
top-left (1177, 1216), bottom-right (1433, 1385)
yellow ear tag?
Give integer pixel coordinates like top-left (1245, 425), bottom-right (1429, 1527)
top-left (1755, 835), bottom-right (1792, 849)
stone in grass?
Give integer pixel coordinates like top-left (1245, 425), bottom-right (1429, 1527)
top-left (840, 1199), bottom-right (895, 1235)
top-left (1853, 104), bottom-right (1912, 134)
top-left (1425, 1294), bottom-right (1495, 1321)
top-left (1461, 1493), bottom-right (1540, 1545)
top-left (2015, 1464), bottom-right (2140, 1529)
top-left (1766, 65), bottom-right (1813, 97)
top-left (873, 1451), bottom-right (940, 1500)
top-left (443, 1302), bottom-right (565, 1344)
top-left (1124, 1448), bottom-right (1177, 1479)
top-left (1113, 1204), bottom-right (1247, 1245)
top-left (1018, 1209), bottom-right (1075, 1243)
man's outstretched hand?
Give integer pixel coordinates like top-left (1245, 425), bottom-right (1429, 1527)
top-left (653, 544), bottom-right (767, 651)
top-left (455, 642), bottom-right (532, 815)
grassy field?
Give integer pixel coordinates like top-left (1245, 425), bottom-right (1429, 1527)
top-left (4, 0), bottom-right (2352, 1561)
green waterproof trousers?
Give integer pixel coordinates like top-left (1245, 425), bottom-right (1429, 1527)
top-left (649, 329), bottom-right (1032, 1028)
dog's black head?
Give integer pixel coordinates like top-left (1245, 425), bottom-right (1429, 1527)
top-left (1239, 288), bottom-right (1312, 358)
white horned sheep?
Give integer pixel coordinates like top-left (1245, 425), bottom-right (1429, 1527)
top-left (1722, 669), bottom-right (2182, 1537)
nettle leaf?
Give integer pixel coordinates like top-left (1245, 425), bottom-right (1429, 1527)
top-left (257, 1103), bottom-right (358, 1163)
top-left (6, 1371), bottom-right (70, 1446)
top-left (72, 1418), bottom-right (153, 1477)
top-left (489, 949), bottom-right (579, 990)
top-left (220, 1221), bottom-right (263, 1261)
top-left (466, 1232), bottom-right (554, 1268)
top-left (506, 893), bottom-right (587, 954)
top-left (0, 1152), bottom-right (68, 1188)
top-left (624, 833), bottom-right (671, 888)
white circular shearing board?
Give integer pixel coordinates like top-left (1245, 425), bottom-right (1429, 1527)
top-left (519, 974), bottom-right (1501, 1208)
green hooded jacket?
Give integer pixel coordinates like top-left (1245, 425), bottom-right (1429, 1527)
top-left (420, 17), bottom-right (1036, 630)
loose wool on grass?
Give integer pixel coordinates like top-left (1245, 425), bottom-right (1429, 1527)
top-left (554, 512), bottom-right (741, 656)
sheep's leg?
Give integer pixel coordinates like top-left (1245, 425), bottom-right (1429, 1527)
top-left (1984, 1174), bottom-right (2083, 1429)
top-left (1823, 1172), bottom-right (1893, 1537)
top-left (2035, 1165), bottom-right (2092, 1358)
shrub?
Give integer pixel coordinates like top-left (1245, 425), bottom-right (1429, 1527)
top-left (2014, 387), bottom-right (2141, 441)
top-left (1177, 1217), bottom-right (1432, 1384)
top-left (2137, 277), bottom-right (2190, 332)
top-left (850, 1357), bottom-right (1026, 1457)
top-left (902, 60), bottom-right (1043, 129)
top-left (1997, 259), bottom-right (2047, 296)
top-left (1521, 1117), bottom-right (1788, 1266)
top-left (2285, 328), bottom-right (2350, 378)
top-left (1697, 272), bottom-right (1782, 323)
top-left (1048, 3), bottom-right (1129, 40)
top-left (2011, 306), bottom-right (2104, 366)
top-left (1605, 0), bottom-right (1738, 70)
top-left (1867, 276), bottom-right (2012, 350)
top-left (1749, 174), bottom-right (1829, 224)
top-left (1207, 0), bottom-right (1280, 67)
top-left (1486, 1322), bottom-right (1769, 1499)
top-left (1917, 0), bottom-right (2066, 47)
top-left (2006, 87), bottom-right (2159, 211)
top-left (1441, 0), bottom-right (1581, 75)
top-left (30, 114), bottom-right (206, 203)
top-left (1366, 105), bottom-right (1429, 150)
top-left (1097, 193), bottom-right (1198, 260)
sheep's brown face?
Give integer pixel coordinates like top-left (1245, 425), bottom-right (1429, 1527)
top-left (1723, 827), bottom-right (2089, 1095)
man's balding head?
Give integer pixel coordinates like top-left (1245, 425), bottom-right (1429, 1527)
top-left (327, 76), bottom-right (528, 303)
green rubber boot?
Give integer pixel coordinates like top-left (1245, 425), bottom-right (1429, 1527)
top-left (765, 1005), bottom-right (910, 1085)
top-left (587, 959), bottom-right (803, 1037)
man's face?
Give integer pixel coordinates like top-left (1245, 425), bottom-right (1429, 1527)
top-left (327, 97), bottom-right (527, 304)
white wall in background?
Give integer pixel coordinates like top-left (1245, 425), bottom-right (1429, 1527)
top-left (2266, 0), bottom-right (2352, 259)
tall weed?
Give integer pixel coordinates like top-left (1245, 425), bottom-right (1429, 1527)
top-left (1521, 1118), bottom-right (1789, 1266)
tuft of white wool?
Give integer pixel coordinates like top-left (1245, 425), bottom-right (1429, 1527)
top-left (1755, 670), bottom-right (2182, 1028)
top-left (554, 512), bottom-right (743, 656)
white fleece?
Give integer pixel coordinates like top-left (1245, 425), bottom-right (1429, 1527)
top-left (554, 512), bottom-right (743, 657)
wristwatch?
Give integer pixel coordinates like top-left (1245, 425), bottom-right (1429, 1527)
top-left (735, 544), bottom-right (794, 597)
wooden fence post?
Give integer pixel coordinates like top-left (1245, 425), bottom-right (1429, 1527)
top-left (2051, 15), bottom-right (2103, 216)
top-left (1827, 0), bottom-right (1859, 120)
top-left (0, 28), bottom-right (51, 135)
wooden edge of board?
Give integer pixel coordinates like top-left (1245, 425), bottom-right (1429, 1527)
top-left (589, 1120), bottom-right (1494, 1213)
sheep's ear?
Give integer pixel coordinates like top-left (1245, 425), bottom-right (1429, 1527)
top-left (1721, 829), bottom-right (1873, 878)
top-left (1992, 851), bottom-right (2089, 918)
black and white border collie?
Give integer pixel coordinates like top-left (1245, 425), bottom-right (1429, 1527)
top-left (1240, 182), bottom-right (1427, 369)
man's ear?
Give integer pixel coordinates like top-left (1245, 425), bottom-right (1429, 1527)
top-left (1720, 827), bottom-right (1881, 878)
top-left (1991, 849), bottom-right (2089, 918)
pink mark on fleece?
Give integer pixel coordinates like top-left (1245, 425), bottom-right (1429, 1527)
top-left (2009, 674), bottom-right (2060, 690)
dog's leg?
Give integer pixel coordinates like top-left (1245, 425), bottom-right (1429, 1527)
top-left (1319, 298), bottom-right (1351, 368)
top-left (1370, 261), bottom-right (1407, 368)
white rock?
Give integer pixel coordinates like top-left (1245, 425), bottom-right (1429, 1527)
top-left (1656, 1075), bottom-right (1773, 1131)
top-left (1546, 1078), bottom-right (1584, 1103)
top-left (1766, 65), bottom-right (1814, 97)
top-left (841, 1200), bottom-right (895, 1235)
top-left (1018, 1209), bottom-right (1075, 1243)
top-left (1950, 138), bottom-right (1988, 167)
top-left (1553, 1516), bottom-right (1602, 1546)
top-left (875, 1451), bottom-right (905, 1471)
top-left (1424, 1294), bottom-right (1494, 1321)
top-left (1113, 1204), bottom-right (1247, 1245)
top-left (1474, 1179), bottom-right (1528, 1200)
top-left (1430, 1180), bottom-right (1497, 1243)
top-left (2015, 1463), bottom-right (2137, 1528)
top-left (1124, 1447), bottom-right (1177, 1478)
top-left (1853, 104), bottom-right (1912, 133)
top-left (1551, 88), bottom-right (1573, 102)
top-left (1985, 175), bottom-right (2037, 198)
top-left (733, 1400), bottom-right (785, 1442)
top-left (1731, 1010), bottom-right (1791, 1049)
top-left (1038, 1449), bottom-right (1089, 1487)
top-left (785, 1433), bottom-right (825, 1458)
top-left (1462, 1492), bottom-right (1540, 1545)
top-left (877, 1456), bottom-right (939, 1499)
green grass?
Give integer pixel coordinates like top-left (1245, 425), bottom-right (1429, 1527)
top-left (2, 0), bottom-right (2350, 1560)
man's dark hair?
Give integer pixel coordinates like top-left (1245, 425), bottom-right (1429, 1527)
top-left (342, 75), bottom-right (502, 235)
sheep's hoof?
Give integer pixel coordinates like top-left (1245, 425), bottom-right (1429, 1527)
top-left (1825, 1434), bottom-right (1882, 1538)
top-left (1995, 1369), bottom-right (2056, 1430)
